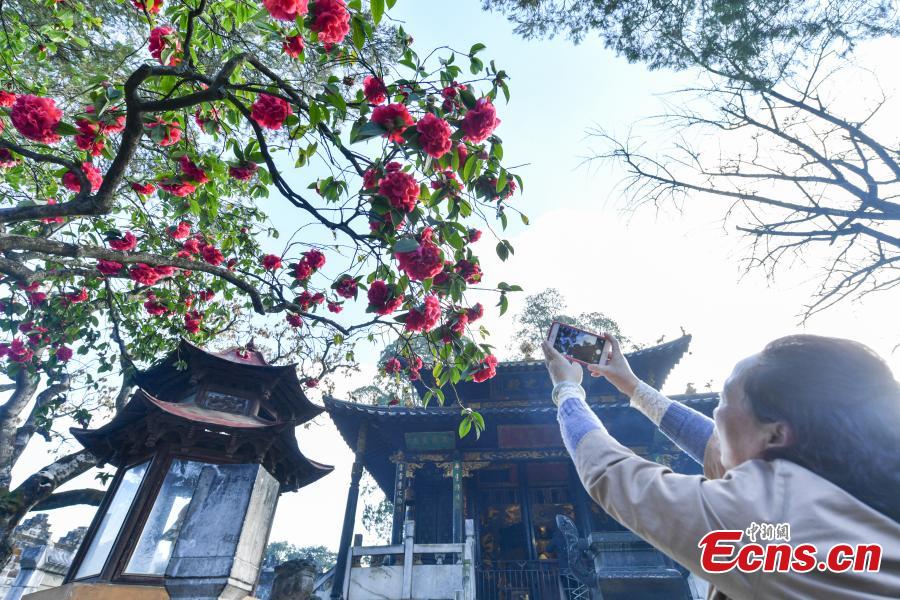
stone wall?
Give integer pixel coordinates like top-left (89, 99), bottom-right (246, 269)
top-left (0, 516), bottom-right (86, 600)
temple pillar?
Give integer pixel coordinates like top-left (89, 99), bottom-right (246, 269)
top-left (390, 455), bottom-right (407, 547)
top-left (570, 464), bottom-right (593, 536)
top-left (450, 459), bottom-right (463, 544)
top-left (517, 464), bottom-right (536, 561)
top-left (330, 424), bottom-right (367, 600)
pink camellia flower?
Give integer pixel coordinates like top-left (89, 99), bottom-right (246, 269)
top-left (229, 162), bottom-right (259, 181)
top-left (466, 303), bottom-right (484, 322)
top-left (404, 295), bottom-right (441, 332)
top-left (286, 313), bottom-right (303, 327)
top-left (454, 259), bottom-right (482, 284)
top-left (146, 118), bottom-right (182, 146)
top-left (64, 287), bottom-right (88, 304)
top-left (55, 346), bottom-right (74, 362)
top-left (283, 35), bottom-right (305, 57)
top-left (74, 118), bottom-right (104, 157)
top-left (312, 292), bottom-right (325, 304)
top-left (461, 97), bottom-right (500, 143)
top-left (251, 94), bottom-right (292, 130)
top-left (0, 90), bottom-right (15, 107)
top-left (179, 155), bottom-right (209, 185)
top-left (371, 103), bottom-right (414, 143)
top-left (311, 0), bottom-right (350, 44)
top-left (40, 199), bottom-right (65, 224)
top-left (302, 249), bottom-right (326, 270)
top-left (396, 228), bottom-right (444, 281)
top-left (131, 182), bottom-right (156, 195)
top-left (97, 259), bottom-right (123, 275)
top-left (472, 354), bottom-right (499, 383)
top-left (85, 105), bottom-right (126, 134)
top-left (62, 162), bottom-right (103, 193)
top-left (159, 178), bottom-right (195, 197)
top-left (334, 275), bottom-right (358, 299)
top-left (148, 26), bottom-right (181, 66)
top-left (327, 301), bottom-right (342, 313)
top-left (144, 293), bottom-right (168, 315)
top-left (132, 0), bottom-right (163, 14)
top-left (129, 263), bottom-right (162, 286)
top-left (468, 228), bottom-right (482, 243)
top-left (263, 0), bottom-right (308, 21)
top-left (5, 338), bottom-right (35, 363)
top-left (184, 310), bottom-right (203, 334)
top-left (305, 378), bottom-right (318, 388)
top-left (198, 288), bottom-right (215, 302)
top-left (168, 221), bottom-right (191, 239)
top-left (262, 254), bottom-right (282, 271)
top-left (109, 231), bottom-right (137, 252)
top-left (294, 291), bottom-right (315, 309)
top-left (384, 357), bottom-right (402, 374)
top-left (367, 280), bottom-right (404, 316)
top-left (363, 76), bottom-right (388, 105)
top-left (416, 113), bottom-right (452, 158)
top-left (362, 168), bottom-right (380, 190)
top-left (153, 265), bottom-right (177, 278)
top-left (11, 95), bottom-right (62, 144)
top-left (378, 169), bottom-right (419, 213)
top-left (200, 244), bottom-right (224, 266)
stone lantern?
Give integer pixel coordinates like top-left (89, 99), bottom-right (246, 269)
top-left (36, 340), bottom-right (332, 600)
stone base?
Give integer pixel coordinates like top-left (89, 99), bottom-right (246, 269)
top-left (22, 582), bottom-right (260, 600)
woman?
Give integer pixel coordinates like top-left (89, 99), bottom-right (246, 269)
top-left (544, 334), bottom-right (900, 599)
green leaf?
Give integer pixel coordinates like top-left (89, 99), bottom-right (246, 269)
top-left (469, 57), bottom-right (484, 75)
top-left (371, 0), bottom-right (384, 25)
top-left (351, 15), bottom-right (366, 50)
top-left (393, 237), bottom-right (420, 253)
top-left (352, 120), bottom-right (387, 143)
top-left (386, 0), bottom-right (397, 7)
top-left (496, 241), bottom-right (509, 261)
top-left (458, 416), bottom-right (472, 439)
top-left (469, 43), bottom-right (486, 56)
top-left (55, 122), bottom-right (78, 136)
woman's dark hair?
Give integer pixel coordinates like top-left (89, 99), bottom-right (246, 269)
top-left (741, 334), bottom-right (900, 522)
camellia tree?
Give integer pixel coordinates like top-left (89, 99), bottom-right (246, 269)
top-left (0, 0), bottom-right (524, 563)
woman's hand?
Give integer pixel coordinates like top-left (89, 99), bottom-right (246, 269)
top-left (587, 334), bottom-right (640, 397)
top-left (542, 341), bottom-right (583, 386)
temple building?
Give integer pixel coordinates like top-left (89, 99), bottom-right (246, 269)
top-left (322, 335), bottom-right (716, 600)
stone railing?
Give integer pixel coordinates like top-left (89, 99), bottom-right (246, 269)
top-left (340, 520), bottom-right (475, 600)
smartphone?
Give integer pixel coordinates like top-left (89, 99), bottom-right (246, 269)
top-left (547, 321), bottom-right (610, 366)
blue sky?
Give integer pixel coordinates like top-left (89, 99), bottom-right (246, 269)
top-left (12, 0), bottom-right (900, 556)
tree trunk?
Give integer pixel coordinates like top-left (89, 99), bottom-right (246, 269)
top-left (0, 449), bottom-right (97, 566)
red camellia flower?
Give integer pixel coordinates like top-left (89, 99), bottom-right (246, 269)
top-left (55, 346), bottom-right (74, 362)
top-left (154, 265), bottom-right (177, 278)
top-left (327, 301), bottom-right (342, 313)
top-left (168, 221), bottom-right (191, 239)
top-left (384, 357), bottom-right (402, 374)
top-left (179, 155), bottom-right (209, 185)
top-left (262, 254), bottom-right (282, 271)
top-left (263, 0), bottom-right (308, 21)
top-left (396, 228), bottom-right (444, 281)
top-left (286, 313), bottom-right (303, 328)
top-left (96, 259), bottom-right (123, 275)
top-left (468, 228), bottom-right (482, 243)
top-left (283, 35), bottom-right (305, 57)
top-left (0, 148), bottom-right (18, 168)
top-left (62, 162), bottom-right (103, 192)
top-left (455, 259), bottom-right (482, 284)
top-left (144, 293), bottom-right (168, 315)
top-left (362, 168), bottom-right (380, 190)
top-left (40, 199), bottom-right (64, 224)
top-left (294, 260), bottom-right (313, 280)
top-left (132, 0), bottom-right (163, 13)
top-left (367, 280), bottom-right (404, 316)
top-left (0, 90), bottom-right (15, 107)
top-left (416, 113), bottom-right (452, 158)
top-left (461, 97), bottom-right (500, 143)
top-left (200, 244), bottom-right (224, 266)
top-left (371, 103), bottom-right (414, 143)
top-left (109, 232), bottom-right (137, 252)
top-left (74, 118), bottom-right (104, 157)
top-left (85, 105), bottom-right (126, 134)
top-left (64, 287), bottom-right (88, 304)
top-left (305, 378), bottom-right (318, 388)
top-left (251, 93), bottom-right (292, 130)
top-left (131, 182), bottom-right (156, 195)
top-left (404, 295), bottom-right (441, 332)
top-left (11, 95), bottom-right (62, 144)
top-left (159, 178), bottom-right (195, 197)
top-left (334, 276), bottom-right (358, 299)
top-left (184, 310), bottom-right (203, 334)
top-left (472, 354), bottom-right (499, 383)
top-left (146, 118), bottom-right (182, 146)
top-left (148, 26), bottom-right (181, 66)
top-left (311, 0), bottom-right (350, 44)
top-left (229, 162), bottom-right (258, 181)
top-left (302, 249), bottom-right (326, 270)
top-left (363, 76), bottom-right (388, 105)
top-left (378, 169), bottom-right (419, 213)
top-left (198, 289), bottom-right (215, 302)
top-left (466, 303), bottom-right (484, 322)
top-left (129, 263), bottom-right (162, 286)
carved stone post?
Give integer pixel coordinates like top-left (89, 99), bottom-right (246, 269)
top-left (450, 460), bottom-right (463, 544)
top-left (269, 558), bottom-right (317, 600)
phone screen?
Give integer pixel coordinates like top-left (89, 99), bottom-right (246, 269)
top-left (551, 323), bottom-right (605, 364)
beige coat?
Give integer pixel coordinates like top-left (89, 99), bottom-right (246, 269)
top-left (572, 425), bottom-right (900, 599)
